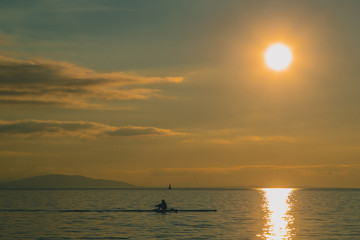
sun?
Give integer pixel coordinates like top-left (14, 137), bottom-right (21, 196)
top-left (265, 43), bottom-right (293, 71)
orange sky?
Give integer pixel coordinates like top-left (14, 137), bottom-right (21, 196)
top-left (1, 1), bottom-right (360, 187)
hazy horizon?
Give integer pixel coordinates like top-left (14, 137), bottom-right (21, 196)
top-left (1, 0), bottom-right (360, 188)
top-left (2, 174), bottom-right (360, 189)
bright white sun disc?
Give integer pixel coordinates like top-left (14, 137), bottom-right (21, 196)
top-left (265, 43), bottom-right (292, 71)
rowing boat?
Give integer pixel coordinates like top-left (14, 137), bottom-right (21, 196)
top-left (114, 208), bottom-right (217, 213)
top-left (125, 209), bottom-right (217, 213)
top-left (1, 209), bottom-right (217, 213)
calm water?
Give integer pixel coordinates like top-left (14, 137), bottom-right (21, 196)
top-left (0, 189), bottom-right (359, 239)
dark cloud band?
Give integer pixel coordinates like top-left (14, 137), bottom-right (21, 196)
top-left (0, 119), bottom-right (181, 138)
top-left (0, 56), bottom-right (183, 108)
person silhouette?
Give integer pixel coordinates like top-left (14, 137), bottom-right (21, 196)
top-left (156, 199), bottom-right (167, 211)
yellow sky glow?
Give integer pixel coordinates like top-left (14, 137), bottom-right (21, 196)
top-left (1, 1), bottom-right (359, 188)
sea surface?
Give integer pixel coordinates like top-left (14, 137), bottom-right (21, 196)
top-left (0, 188), bottom-right (359, 239)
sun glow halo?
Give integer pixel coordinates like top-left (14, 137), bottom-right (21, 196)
top-left (265, 43), bottom-right (293, 71)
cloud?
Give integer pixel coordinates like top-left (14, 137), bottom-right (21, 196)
top-left (138, 164), bottom-right (360, 174)
top-left (0, 55), bottom-right (183, 108)
top-left (0, 119), bottom-right (182, 138)
top-left (204, 139), bottom-right (232, 144)
top-left (239, 135), bottom-right (296, 143)
top-left (180, 128), bottom-right (297, 145)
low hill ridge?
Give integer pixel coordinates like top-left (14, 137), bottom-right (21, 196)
top-left (0, 174), bottom-right (135, 189)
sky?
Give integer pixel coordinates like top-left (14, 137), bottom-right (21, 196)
top-left (1, 0), bottom-right (360, 188)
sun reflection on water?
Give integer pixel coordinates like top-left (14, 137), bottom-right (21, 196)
top-left (259, 188), bottom-right (295, 240)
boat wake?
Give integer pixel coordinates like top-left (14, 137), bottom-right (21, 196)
top-left (0, 209), bottom-right (217, 213)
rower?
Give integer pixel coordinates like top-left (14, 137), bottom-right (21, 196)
top-left (156, 199), bottom-right (167, 211)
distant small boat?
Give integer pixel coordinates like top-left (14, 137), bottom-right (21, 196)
top-left (168, 184), bottom-right (172, 190)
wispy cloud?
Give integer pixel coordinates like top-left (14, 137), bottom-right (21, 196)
top-left (0, 56), bottom-right (183, 108)
top-left (0, 119), bottom-right (182, 138)
top-left (180, 128), bottom-right (297, 145)
top-left (140, 164), bottom-right (360, 174)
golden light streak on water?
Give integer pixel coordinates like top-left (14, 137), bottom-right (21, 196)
top-left (258, 188), bottom-right (295, 240)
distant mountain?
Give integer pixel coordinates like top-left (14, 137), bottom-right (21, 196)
top-left (0, 174), bottom-right (135, 189)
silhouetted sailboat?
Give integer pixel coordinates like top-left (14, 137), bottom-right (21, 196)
top-left (168, 184), bottom-right (172, 190)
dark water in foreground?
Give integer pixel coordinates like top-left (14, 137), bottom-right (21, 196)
top-left (0, 189), bottom-right (359, 239)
